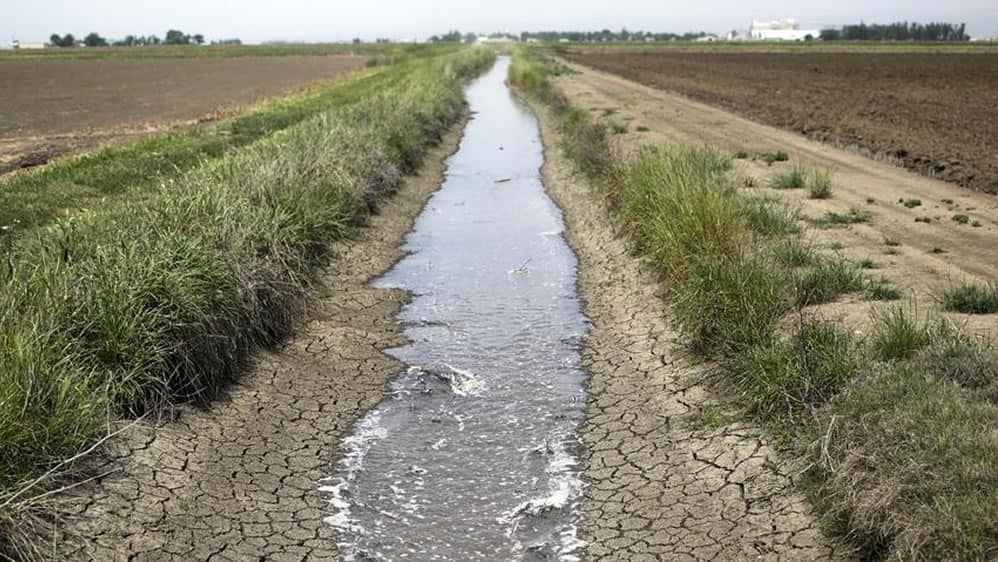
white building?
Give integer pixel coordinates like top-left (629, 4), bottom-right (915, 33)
top-left (12, 40), bottom-right (46, 49)
top-left (749, 18), bottom-right (820, 41)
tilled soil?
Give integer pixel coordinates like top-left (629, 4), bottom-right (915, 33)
top-left (532, 104), bottom-right (850, 560)
top-left (55, 119), bottom-right (467, 561)
top-left (0, 55), bottom-right (362, 173)
top-left (561, 51), bottom-right (998, 194)
top-left (553, 59), bottom-right (998, 338)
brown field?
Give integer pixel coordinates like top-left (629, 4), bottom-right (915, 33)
top-left (0, 55), bottom-right (363, 173)
top-left (561, 51), bottom-right (998, 194)
top-left (552, 59), bottom-right (998, 338)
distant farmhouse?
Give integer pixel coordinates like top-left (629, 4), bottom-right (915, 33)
top-left (12, 39), bottom-right (46, 49)
top-left (729, 18), bottom-right (823, 41)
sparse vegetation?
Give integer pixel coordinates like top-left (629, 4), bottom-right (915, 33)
top-left (864, 276), bottom-right (902, 301)
top-left (813, 207), bottom-right (872, 228)
top-left (807, 169), bottom-right (833, 199)
top-left (952, 213), bottom-right (971, 224)
top-left (636, 125), bottom-right (650, 132)
top-left (759, 150), bottom-right (789, 165)
top-left (768, 164), bottom-right (807, 189)
top-left (608, 119), bottom-right (629, 134)
top-left (902, 198), bottom-right (922, 208)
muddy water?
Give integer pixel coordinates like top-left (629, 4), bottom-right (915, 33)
top-left (320, 57), bottom-right (590, 560)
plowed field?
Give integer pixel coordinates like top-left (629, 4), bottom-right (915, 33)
top-left (561, 51), bottom-right (998, 193)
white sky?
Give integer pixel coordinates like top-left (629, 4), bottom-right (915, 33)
top-left (4, 0), bottom-right (998, 44)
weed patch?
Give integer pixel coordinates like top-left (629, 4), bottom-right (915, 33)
top-left (941, 281), bottom-right (998, 314)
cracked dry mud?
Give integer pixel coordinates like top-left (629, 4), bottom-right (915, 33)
top-left (533, 105), bottom-right (853, 561)
top-left (56, 120), bottom-right (469, 562)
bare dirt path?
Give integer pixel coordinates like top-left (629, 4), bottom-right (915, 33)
top-left (55, 119), bottom-right (466, 561)
top-left (532, 104), bottom-right (850, 560)
top-left (554, 60), bottom-right (998, 336)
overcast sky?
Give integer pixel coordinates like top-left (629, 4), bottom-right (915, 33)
top-left (5, 0), bottom-right (998, 44)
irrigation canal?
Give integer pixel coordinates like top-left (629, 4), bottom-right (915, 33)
top-left (320, 57), bottom-right (591, 560)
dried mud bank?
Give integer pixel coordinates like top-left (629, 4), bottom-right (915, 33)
top-left (55, 119), bottom-right (468, 561)
top-left (530, 104), bottom-right (850, 560)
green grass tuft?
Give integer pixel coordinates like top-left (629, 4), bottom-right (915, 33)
top-left (807, 169), bottom-right (834, 199)
top-left (768, 164), bottom-right (807, 189)
top-left (869, 305), bottom-right (952, 362)
top-left (735, 319), bottom-right (859, 426)
top-left (813, 207), bottom-right (872, 228)
top-left (864, 277), bottom-right (902, 301)
top-left (772, 239), bottom-right (816, 268)
top-left (759, 150), bottom-right (790, 165)
top-left (794, 258), bottom-right (864, 306)
top-left (941, 281), bottom-right (998, 314)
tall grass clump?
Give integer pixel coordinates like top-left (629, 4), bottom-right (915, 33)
top-left (869, 304), bottom-right (953, 362)
top-left (815, 364), bottom-right (998, 560)
top-left (807, 169), bottom-right (834, 199)
top-left (941, 280), bottom-right (998, 314)
top-left (738, 196), bottom-right (801, 237)
top-left (0, 47), bottom-right (496, 558)
top-left (768, 163), bottom-right (807, 189)
top-left (794, 257), bottom-right (864, 306)
top-left (735, 319), bottom-right (859, 428)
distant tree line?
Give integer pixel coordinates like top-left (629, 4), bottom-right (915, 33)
top-left (428, 30), bottom-right (477, 43)
top-left (820, 22), bottom-right (968, 42)
top-left (520, 29), bottom-right (709, 42)
top-left (48, 29), bottom-right (215, 47)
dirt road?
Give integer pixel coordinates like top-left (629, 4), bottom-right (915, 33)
top-left (561, 51), bottom-right (998, 194)
top-left (0, 55), bottom-right (362, 173)
top-left (553, 59), bottom-right (998, 336)
top-left (56, 119), bottom-right (466, 561)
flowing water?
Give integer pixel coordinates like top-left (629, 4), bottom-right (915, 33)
top-left (321, 57), bottom-right (589, 561)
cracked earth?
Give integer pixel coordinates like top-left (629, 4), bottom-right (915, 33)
top-left (53, 91), bottom-right (856, 561)
top-left (54, 120), bottom-right (469, 561)
top-left (533, 104), bottom-right (854, 561)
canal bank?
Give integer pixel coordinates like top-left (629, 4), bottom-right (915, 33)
top-left (55, 112), bottom-right (472, 562)
top-left (521, 75), bottom-right (850, 561)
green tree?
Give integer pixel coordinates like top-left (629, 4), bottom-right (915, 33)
top-left (83, 32), bottom-right (108, 47)
top-left (164, 29), bottom-right (190, 45)
top-left (192, 34), bottom-right (205, 45)
top-left (49, 33), bottom-right (76, 47)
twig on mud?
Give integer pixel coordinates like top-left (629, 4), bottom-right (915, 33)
top-left (1, 416), bottom-right (144, 510)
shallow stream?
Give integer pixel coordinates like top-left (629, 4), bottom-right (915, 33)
top-left (321, 57), bottom-right (590, 561)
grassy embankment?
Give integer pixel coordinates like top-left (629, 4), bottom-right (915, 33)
top-left (510, 48), bottom-right (997, 561)
top-left (0, 47), bottom-right (496, 559)
top-left (0, 45), bottom-right (464, 234)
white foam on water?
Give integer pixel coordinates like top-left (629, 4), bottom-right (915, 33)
top-left (497, 438), bottom-right (587, 561)
top-left (318, 409), bottom-right (389, 559)
top-left (442, 363), bottom-right (487, 397)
